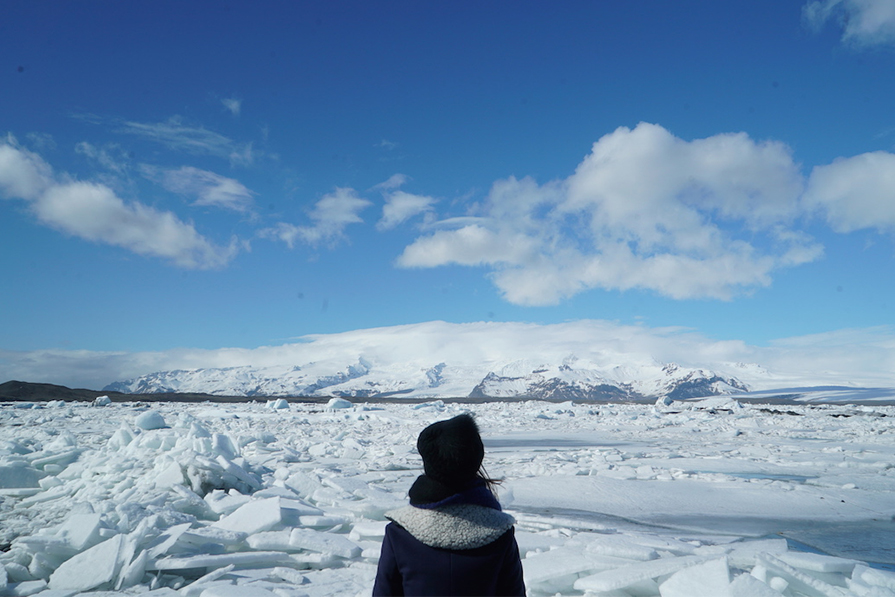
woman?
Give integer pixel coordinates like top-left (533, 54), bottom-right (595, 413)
top-left (373, 413), bottom-right (525, 596)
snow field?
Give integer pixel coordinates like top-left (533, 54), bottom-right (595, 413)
top-left (0, 398), bottom-right (894, 596)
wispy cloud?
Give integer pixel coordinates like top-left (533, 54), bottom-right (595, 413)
top-left (75, 141), bottom-right (129, 174)
top-left (804, 0), bottom-right (895, 47)
top-left (260, 187), bottom-right (372, 248)
top-left (0, 137), bottom-right (239, 269)
top-left (221, 97), bottom-right (242, 116)
top-left (113, 115), bottom-right (254, 166)
top-left (375, 139), bottom-right (399, 150)
top-left (26, 132), bottom-right (56, 152)
top-left (143, 165), bottom-right (256, 213)
top-left (372, 173), bottom-right (409, 191)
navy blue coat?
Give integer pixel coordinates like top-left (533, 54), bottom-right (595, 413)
top-left (373, 520), bottom-right (525, 596)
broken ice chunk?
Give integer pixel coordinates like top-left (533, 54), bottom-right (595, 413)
top-left (584, 535), bottom-right (659, 561)
top-left (326, 398), bottom-right (352, 410)
top-left (298, 515), bottom-right (347, 529)
top-left (284, 472), bottom-right (325, 500)
top-left (321, 475), bottom-right (370, 496)
top-left (348, 521), bottom-right (388, 542)
top-left (212, 434), bottom-right (239, 460)
top-left (246, 530), bottom-right (294, 551)
top-left (279, 498), bottom-right (324, 517)
top-left (196, 585), bottom-right (280, 597)
top-left (5, 563), bottom-right (34, 583)
top-left (48, 534), bottom-right (125, 592)
top-left (117, 548), bottom-right (150, 590)
top-left (852, 565), bottom-right (895, 591)
top-left (12, 535), bottom-right (71, 560)
top-left (269, 566), bottom-right (306, 585)
top-left (149, 551), bottom-right (294, 572)
top-left (756, 553), bottom-right (849, 597)
top-left (730, 573), bottom-right (784, 597)
top-left (154, 459), bottom-right (186, 488)
top-left (778, 551), bottom-right (860, 575)
top-left (0, 465), bottom-right (41, 489)
top-left (289, 528), bottom-right (361, 559)
top-left (56, 513), bottom-right (103, 551)
top-left (108, 426), bottom-right (135, 449)
top-left (215, 455), bottom-right (262, 491)
top-left (658, 557), bottom-right (731, 597)
top-left (146, 522), bottom-right (193, 558)
top-left (27, 552), bottom-right (56, 581)
top-left (288, 551), bottom-right (340, 570)
top-left (522, 546), bottom-right (605, 591)
top-left (574, 555), bottom-right (708, 593)
top-left (205, 489), bottom-right (252, 515)
top-left (31, 448), bottom-right (81, 469)
top-left (253, 486), bottom-right (302, 499)
top-left (213, 497), bottom-right (284, 534)
top-left (5, 579), bottom-right (49, 596)
top-left (135, 411), bottom-right (167, 430)
top-left (180, 526), bottom-right (247, 549)
top-left (698, 538), bottom-right (789, 570)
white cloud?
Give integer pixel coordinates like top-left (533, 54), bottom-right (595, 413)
top-left (35, 182), bottom-right (238, 268)
top-left (259, 222), bottom-right (304, 250)
top-left (804, 0), bottom-right (895, 47)
top-left (565, 123), bottom-right (804, 232)
top-left (372, 174), bottom-right (437, 230)
top-left (146, 165), bottom-right (256, 213)
top-left (0, 139), bottom-right (239, 269)
top-left (221, 97), bottom-right (242, 116)
top-left (261, 187), bottom-right (372, 248)
top-left (491, 245), bottom-right (791, 305)
top-left (397, 123), bottom-right (818, 305)
top-left (398, 224), bottom-right (538, 268)
top-left (0, 138), bottom-right (53, 200)
top-left (377, 190), bottom-right (437, 231)
top-left (803, 151), bottom-right (895, 232)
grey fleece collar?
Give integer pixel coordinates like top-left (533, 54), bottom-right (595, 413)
top-left (386, 504), bottom-right (516, 550)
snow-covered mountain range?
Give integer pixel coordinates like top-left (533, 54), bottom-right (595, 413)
top-left (103, 321), bottom-right (760, 400)
top-left (105, 359), bottom-right (747, 400)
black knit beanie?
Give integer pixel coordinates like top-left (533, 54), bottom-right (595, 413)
top-left (416, 414), bottom-right (484, 489)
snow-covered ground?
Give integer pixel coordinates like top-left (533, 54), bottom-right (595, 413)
top-left (2, 396), bottom-right (895, 596)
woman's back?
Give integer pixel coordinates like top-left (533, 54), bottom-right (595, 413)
top-left (372, 414), bottom-right (525, 597)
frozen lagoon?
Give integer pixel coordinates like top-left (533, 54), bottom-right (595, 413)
top-left (2, 396), bottom-right (895, 596)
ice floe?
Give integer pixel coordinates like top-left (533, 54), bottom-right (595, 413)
top-left (1, 397), bottom-right (895, 596)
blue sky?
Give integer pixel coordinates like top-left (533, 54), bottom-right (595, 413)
top-left (2, 1), bottom-right (895, 388)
